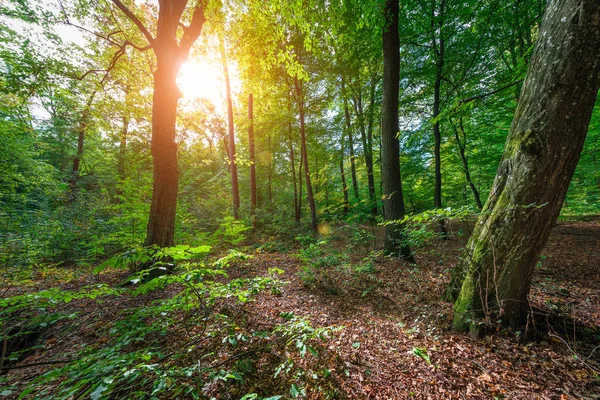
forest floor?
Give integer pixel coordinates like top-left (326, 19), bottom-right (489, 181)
top-left (2, 220), bottom-right (600, 399)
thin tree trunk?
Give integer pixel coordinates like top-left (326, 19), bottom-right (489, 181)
top-left (381, 0), bottom-right (413, 260)
top-left (289, 121), bottom-right (300, 223)
top-left (118, 114), bottom-right (130, 182)
top-left (451, 0), bottom-right (600, 333)
top-left (267, 134), bottom-right (273, 203)
top-left (221, 39), bottom-right (240, 219)
top-left (452, 117), bottom-right (483, 210)
top-left (295, 76), bottom-right (317, 231)
top-left (432, 0), bottom-right (448, 238)
top-left (339, 132), bottom-right (350, 215)
top-left (341, 79), bottom-right (359, 201)
top-left (315, 154), bottom-right (319, 195)
top-left (298, 142), bottom-right (303, 220)
top-left (357, 79), bottom-right (378, 216)
top-left (248, 93), bottom-right (257, 225)
top-left (69, 91), bottom-right (96, 203)
top-left (115, 111), bottom-right (130, 201)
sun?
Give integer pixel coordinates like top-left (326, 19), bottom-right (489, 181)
top-left (177, 60), bottom-right (224, 106)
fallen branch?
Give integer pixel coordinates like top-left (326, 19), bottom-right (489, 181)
top-left (1, 359), bottom-right (74, 372)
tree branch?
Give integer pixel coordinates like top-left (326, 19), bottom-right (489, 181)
top-left (179, 2), bottom-right (206, 56)
top-left (459, 79), bottom-right (523, 105)
top-left (0, 359), bottom-right (74, 371)
top-left (111, 0), bottom-right (155, 46)
top-left (76, 40), bottom-right (151, 82)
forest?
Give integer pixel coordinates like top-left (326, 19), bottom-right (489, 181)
top-left (1, 0), bottom-right (599, 398)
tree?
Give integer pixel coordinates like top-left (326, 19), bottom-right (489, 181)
top-left (295, 75), bottom-right (318, 231)
top-left (380, 0), bottom-right (412, 259)
top-left (220, 36), bottom-right (241, 219)
top-left (430, 0), bottom-right (448, 238)
top-left (248, 93), bottom-right (257, 220)
top-left (341, 78), bottom-right (359, 201)
top-left (111, 0), bottom-right (207, 247)
top-left (450, 0), bottom-right (600, 333)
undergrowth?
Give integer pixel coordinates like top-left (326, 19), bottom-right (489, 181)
top-left (0, 244), bottom-right (339, 399)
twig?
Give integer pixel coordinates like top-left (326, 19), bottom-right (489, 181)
top-left (548, 333), bottom-right (600, 374)
top-left (1, 359), bottom-right (74, 371)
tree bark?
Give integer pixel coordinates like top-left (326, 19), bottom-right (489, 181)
top-left (295, 76), bottom-right (318, 231)
top-left (111, 0), bottom-right (206, 248)
top-left (118, 113), bottom-right (130, 183)
top-left (341, 79), bottom-right (360, 201)
top-left (267, 133), bottom-right (273, 203)
top-left (289, 121), bottom-right (300, 223)
top-left (145, 56), bottom-right (181, 247)
top-left (69, 91), bottom-right (96, 203)
top-left (451, 0), bottom-right (600, 334)
top-left (432, 0), bottom-right (448, 238)
top-left (221, 38), bottom-right (240, 219)
top-left (354, 80), bottom-right (378, 216)
top-left (339, 131), bottom-right (350, 215)
top-left (248, 93), bottom-right (257, 226)
top-left (381, 0), bottom-right (413, 260)
top-left (298, 141), bottom-right (303, 220)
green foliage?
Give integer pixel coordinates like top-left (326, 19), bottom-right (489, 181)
top-left (297, 239), bottom-right (344, 291)
top-left (93, 245), bottom-right (212, 275)
top-left (211, 217), bottom-right (251, 246)
top-left (4, 249), bottom-right (297, 399)
top-left (386, 207), bottom-right (474, 250)
top-left (412, 347), bottom-right (432, 365)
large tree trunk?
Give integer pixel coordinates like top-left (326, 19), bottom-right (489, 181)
top-left (221, 39), bottom-right (240, 219)
top-left (112, 0), bottom-right (206, 248)
top-left (145, 57), bottom-right (181, 247)
top-left (451, 0), bottom-right (600, 334)
top-left (295, 76), bottom-right (318, 231)
top-left (381, 0), bottom-right (412, 260)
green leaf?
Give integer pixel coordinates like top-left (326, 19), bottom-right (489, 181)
top-left (290, 384), bottom-right (300, 398)
top-left (90, 384), bottom-right (107, 400)
top-left (412, 347), bottom-right (431, 365)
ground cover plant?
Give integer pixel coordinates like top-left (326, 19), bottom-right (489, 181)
top-left (1, 0), bottom-right (600, 398)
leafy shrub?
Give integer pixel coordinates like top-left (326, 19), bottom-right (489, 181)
top-left (385, 206), bottom-right (474, 250)
top-left (211, 216), bottom-right (251, 246)
top-left (296, 240), bottom-right (346, 295)
top-left (1, 244), bottom-right (339, 399)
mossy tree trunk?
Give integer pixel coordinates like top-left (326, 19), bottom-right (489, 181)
top-left (451, 0), bottom-right (600, 334)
